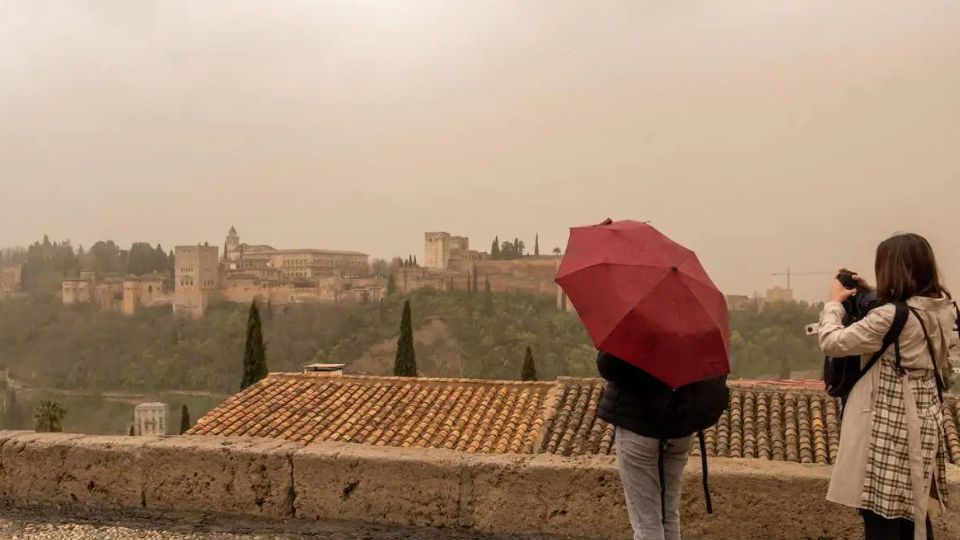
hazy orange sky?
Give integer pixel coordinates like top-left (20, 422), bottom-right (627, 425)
top-left (1, 1), bottom-right (958, 301)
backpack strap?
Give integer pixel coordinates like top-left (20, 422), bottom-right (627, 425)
top-left (908, 306), bottom-right (945, 403)
top-left (860, 301), bottom-right (909, 377)
top-left (698, 430), bottom-right (713, 514)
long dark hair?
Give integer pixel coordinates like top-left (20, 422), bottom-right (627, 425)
top-left (875, 233), bottom-right (947, 302)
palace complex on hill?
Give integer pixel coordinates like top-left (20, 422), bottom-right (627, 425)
top-left (57, 228), bottom-right (571, 318)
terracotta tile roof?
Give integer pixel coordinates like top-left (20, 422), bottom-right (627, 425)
top-left (188, 374), bottom-right (555, 454)
top-left (189, 375), bottom-right (960, 465)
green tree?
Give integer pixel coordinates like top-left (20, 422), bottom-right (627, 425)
top-left (491, 237), bottom-right (501, 259)
top-left (552, 247), bottom-right (561, 256)
top-left (34, 400), bottom-right (66, 433)
top-left (179, 404), bottom-right (191, 434)
top-left (386, 273), bottom-right (397, 296)
top-left (779, 356), bottom-right (792, 380)
top-left (521, 346), bottom-right (537, 381)
top-left (129, 425), bottom-right (135, 436)
top-left (241, 301), bottom-right (268, 390)
top-left (393, 300), bottom-right (417, 377)
top-left (534, 234), bottom-right (540, 256)
top-left (483, 276), bottom-right (494, 315)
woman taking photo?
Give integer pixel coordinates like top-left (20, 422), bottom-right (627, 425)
top-left (819, 233), bottom-right (957, 540)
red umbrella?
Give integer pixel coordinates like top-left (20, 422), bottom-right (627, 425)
top-left (555, 219), bottom-right (729, 388)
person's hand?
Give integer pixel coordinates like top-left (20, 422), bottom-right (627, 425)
top-left (837, 267), bottom-right (873, 291)
top-left (830, 279), bottom-right (857, 303)
top-left (830, 269), bottom-right (862, 303)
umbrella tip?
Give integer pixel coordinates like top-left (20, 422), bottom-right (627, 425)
top-left (599, 218), bottom-right (613, 225)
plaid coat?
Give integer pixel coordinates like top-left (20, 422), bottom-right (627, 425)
top-left (861, 356), bottom-right (947, 520)
top-left (820, 295), bottom-right (957, 536)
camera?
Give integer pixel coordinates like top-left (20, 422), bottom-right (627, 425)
top-left (837, 271), bottom-right (859, 289)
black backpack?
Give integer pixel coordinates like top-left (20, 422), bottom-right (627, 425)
top-left (823, 297), bottom-right (908, 404)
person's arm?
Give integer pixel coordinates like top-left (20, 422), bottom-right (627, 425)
top-left (596, 351), bottom-right (634, 383)
top-left (818, 302), bottom-right (893, 357)
top-left (596, 351), bottom-right (661, 388)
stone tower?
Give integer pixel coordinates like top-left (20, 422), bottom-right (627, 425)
top-left (174, 244), bottom-right (220, 319)
top-left (224, 226), bottom-right (241, 265)
top-left (424, 232), bottom-right (452, 270)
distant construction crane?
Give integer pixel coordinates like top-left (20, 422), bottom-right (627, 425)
top-left (771, 268), bottom-right (834, 290)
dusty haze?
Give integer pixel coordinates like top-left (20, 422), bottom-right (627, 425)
top-left (1, 1), bottom-right (958, 301)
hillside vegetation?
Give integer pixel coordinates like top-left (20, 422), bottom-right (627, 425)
top-left (0, 289), bottom-right (825, 396)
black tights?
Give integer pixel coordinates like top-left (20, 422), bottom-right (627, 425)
top-left (862, 510), bottom-right (934, 540)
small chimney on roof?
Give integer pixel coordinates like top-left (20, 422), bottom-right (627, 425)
top-left (303, 363), bottom-right (345, 377)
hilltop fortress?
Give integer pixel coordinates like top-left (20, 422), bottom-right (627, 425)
top-left (173, 227), bottom-right (375, 318)
top-left (60, 228), bottom-right (568, 318)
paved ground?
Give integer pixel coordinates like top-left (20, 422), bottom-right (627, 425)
top-left (0, 506), bottom-right (565, 540)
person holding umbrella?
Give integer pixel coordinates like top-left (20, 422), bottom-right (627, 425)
top-left (557, 219), bottom-right (731, 540)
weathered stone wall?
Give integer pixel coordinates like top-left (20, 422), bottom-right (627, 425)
top-left (1, 431), bottom-right (957, 539)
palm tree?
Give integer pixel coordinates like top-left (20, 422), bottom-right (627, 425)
top-left (34, 400), bottom-right (66, 433)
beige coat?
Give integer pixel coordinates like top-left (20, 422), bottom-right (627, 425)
top-left (819, 295), bottom-right (958, 536)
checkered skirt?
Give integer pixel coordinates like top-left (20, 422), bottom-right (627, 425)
top-left (862, 357), bottom-right (948, 519)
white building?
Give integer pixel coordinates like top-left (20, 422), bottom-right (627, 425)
top-left (134, 402), bottom-right (169, 436)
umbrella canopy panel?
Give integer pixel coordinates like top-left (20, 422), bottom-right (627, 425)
top-left (556, 220), bottom-right (729, 388)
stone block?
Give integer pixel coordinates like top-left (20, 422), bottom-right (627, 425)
top-left (292, 442), bottom-right (463, 528)
top-left (56, 435), bottom-right (160, 509)
top-left (0, 432), bottom-right (86, 503)
top-left (141, 436), bottom-right (301, 518)
top-left (466, 452), bottom-right (630, 538)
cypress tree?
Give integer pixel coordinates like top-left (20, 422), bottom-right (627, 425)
top-left (393, 300), bottom-right (417, 377)
top-left (472, 264), bottom-right (479, 292)
top-left (179, 404), bottom-right (191, 434)
top-left (521, 346), bottom-right (537, 381)
top-left (241, 301), bottom-right (268, 390)
top-left (534, 234), bottom-right (540, 256)
top-left (483, 276), bottom-right (494, 316)
top-left (129, 425), bottom-right (135, 436)
top-left (466, 271), bottom-right (473, 296)
top-left (491, 237), bottom-right (500, 260)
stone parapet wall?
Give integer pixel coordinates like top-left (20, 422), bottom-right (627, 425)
top-left (0, 431), bottom-right (957, 539)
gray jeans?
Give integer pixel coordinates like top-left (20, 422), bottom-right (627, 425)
top-left (615, 427), bottom-right (692, 540)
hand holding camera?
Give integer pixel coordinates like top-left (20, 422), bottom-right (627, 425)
top-left (830, 269), bottom-right (867, 303)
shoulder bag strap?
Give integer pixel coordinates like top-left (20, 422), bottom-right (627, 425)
top-left (861, 301), bottom-right (909, 377)
top-left (908, 306), bottom-right (945, 403)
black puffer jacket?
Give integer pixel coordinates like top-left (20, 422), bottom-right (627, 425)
top-left (597, 352), bottom-right (729, 440)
